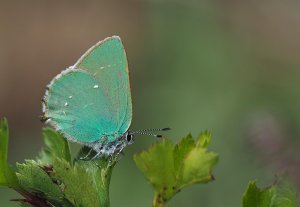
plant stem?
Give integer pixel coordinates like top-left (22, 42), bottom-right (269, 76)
top-left (97, 158), bottom-right (116, 207)
top-left (153, 192), bottom-right (165, 207)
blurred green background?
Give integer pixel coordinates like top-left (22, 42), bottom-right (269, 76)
top-left (1, 0), bottom-right (300, 206)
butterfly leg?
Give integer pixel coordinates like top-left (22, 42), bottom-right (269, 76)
top-left (113, 148), bottom-right (125, 163)
top-left (107, 149), bottom-right (124, 166)
top-left (108, 154), bottom-right (121, 166)
top-left (79, 148), bottom-right (94, 160)
top-left (91, 150), bottom-right (102, 160)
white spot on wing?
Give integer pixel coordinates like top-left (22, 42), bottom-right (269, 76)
top-left (64, 102), bottom-right (68, 106)
top-left (94, 85), bottom-right (99, 89)
top-left (100, 66), bottom-right (105, 69)
top-left (69, 95), bottom-right (72, 99)
top-left (83, 103), bottom-right (94, 108)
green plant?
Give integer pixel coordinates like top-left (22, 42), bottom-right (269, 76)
top-left (0, 118), bottom-right (116, 206)
top-left (0, 118), bottom-right (297, 206)
top-left (242, 177), bottom-right (297, 207)
top-left (134, 132), bottom-right (218, 207)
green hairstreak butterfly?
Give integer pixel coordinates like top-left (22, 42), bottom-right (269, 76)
top-left (41, 36), bottom-right (169, 159)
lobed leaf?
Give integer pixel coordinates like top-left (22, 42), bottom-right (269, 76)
top-left (196, 131), bottom-right (212, 148)
top-left (134, 132), bottom-right (219, 206)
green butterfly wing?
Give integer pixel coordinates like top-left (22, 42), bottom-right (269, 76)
top-left (43, 36), bottom-right (132, 143)
top-left (74, 36), bottom-right (132, 135)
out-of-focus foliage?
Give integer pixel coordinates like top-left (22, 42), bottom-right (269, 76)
top-left (242, 178), bottom-right (297, 207)
top-left (0, 118), bottom-right (18, 188)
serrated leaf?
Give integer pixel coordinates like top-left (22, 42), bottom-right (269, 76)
top-left (196, 131), bottom-right (211, 148)
top-left (173, 134), bottom-right (195, 185)
top-left (38, 128), bottom-right (71, 164)
top-left (174, 134), bottom-right (195, 171)
top-left (181, 147), bottom-right (217, 187)
top-left (134, 133), bottom-right (219, 206)
top-left (16, 160), bottom-right (63, 204)
top-left (242, 178), bottom-right (297, 207)
top-left (51, 157), bottom-right (113, 207)
top-left (0, 118), bottom-right (18, 187)
top-left (134, 139), bottom-right (176, 200)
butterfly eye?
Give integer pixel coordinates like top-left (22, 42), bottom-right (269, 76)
top-left (126, 134), bottom-right (133, 142)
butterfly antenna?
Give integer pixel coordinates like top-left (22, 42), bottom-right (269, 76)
top-left (132, 128), bottom-right (171, 138)
top-left (135, 128), bottom-right (171, 132)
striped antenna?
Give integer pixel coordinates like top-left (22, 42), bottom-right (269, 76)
top-left (131, 128), bottom-right (171, 138)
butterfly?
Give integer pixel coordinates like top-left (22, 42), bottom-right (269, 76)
top-left (41, 36), bottom-right (169, 159)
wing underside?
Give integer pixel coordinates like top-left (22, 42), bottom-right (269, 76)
top-left (43, 36), bottom-right (132, 144)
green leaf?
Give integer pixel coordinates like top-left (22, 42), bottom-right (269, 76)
top-left (134, 139), bottom-right (176, 200)
top-left (196, 131), bottom-right (211, 148)
top-left (16, 160), bottom-right (63, 204)
top-left (19, 203), bottom-right (32, 207)
top-left (134, 133), bottom-right (219, 206)
top-left (51, 157), bottom-right (115, 207)
top-left (242, 177), bottom-right (297, 207)
top-left (0, 118), bottom-right (18, 187)
top-left (38, 128), bottom-right (71, 164)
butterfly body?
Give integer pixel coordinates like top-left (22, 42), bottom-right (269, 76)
top-left (42, 36), bottom-right (133, 157)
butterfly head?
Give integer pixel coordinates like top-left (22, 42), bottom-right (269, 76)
top-left (127, 127), bottom-right (171, 139)
top-left (124, 132), bottom-right (134, 145)
top-left (122, 127), bottom-right (171, 148)
top-left (118, 127), bottom-right (172, 151)
top-left (87, 128), bottom-right (170, 159)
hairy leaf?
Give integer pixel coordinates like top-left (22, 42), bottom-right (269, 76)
top-left (16, 160), bottom-right (63, 204)
top-left (51, 157), bottom-right (114, 207)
